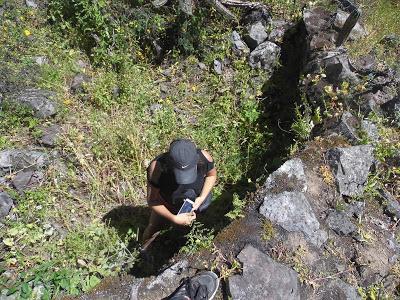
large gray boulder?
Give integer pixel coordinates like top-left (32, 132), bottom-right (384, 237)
top-left (244, 21), bottom-right (268, 50)
top-left (6, 89), bottom-right (58, 118)
top-left (0, 192), bottom-right (13, 220)
top-left (249, 41), bottom-right (280, 71)
top-left (0, 150), bottom-right (49, 176)
top-left (327, 145), bottom-right (375, 197)
top-left (228, 245), bottom-right (300, 300)
top-left (260, 191), bottom-right (327, 247)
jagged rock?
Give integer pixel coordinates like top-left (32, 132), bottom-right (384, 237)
top-left (213, 59), bottom-right (223, 75)
top-left (70, 73), bottom-right (91, 94)
top-left (327, 145), bottom-right (375, 197)
top-left (334, 10), bottom-right (367, 41)
top-left (326, 210), bottom-right (357, 235)
top-left (351, 54), bottom-right (376, 74)
top-left (303, 7), bottom-right (337, 50)
top-left (360, 120), bottom-right (380, 142)
top-left (336, 111), bottom-right (360, 144)
top-left (25, 0), bottom-right (37, 8)
top-left (319, 279), bottom-right (361, 300)
top-left (12, 170), bottom-right (44, 192)
top-left (39, 124), bottom-right (61, 147)
top-left (0, 192), bottom-right (13, 220)
top-left (260, 191), bottom-right (327, 247)
top-left (269, 19), bottom-right (291, 44)
top-left (241, 8), bottom-right (271, 27)
top-left (303, 7), bottom-right (332, 36)
top-left (231, 31), bottom-right (250, 56)
top-left (263, 158), bottom-right (307, 193)
top-left (380, 34), bottom-right (400, 48)
top-left (381, 97), bottom-right (400, 124)
top-left (244, 21), bottom-right (268, 50)
top-left (379, 189), bottom-right (400, 220)
top-left (179, 0), bottom-right (193, 15)
top-left (345, 201), bottom-right (365, 218)
top-left (6, 89), bottom-right (58, 118)
top-left (306, 50), bottom-right (359, 84)
top-left (228, 245), bottom-right (300, 300)
top-left (0, 149), bottom-right (50, 176)
top-left (249, 41), bottom-right (280, 71)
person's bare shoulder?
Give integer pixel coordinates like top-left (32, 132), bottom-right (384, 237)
top-left (201, 149), bottom-right (213, 162)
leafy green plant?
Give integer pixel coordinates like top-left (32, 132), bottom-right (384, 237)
top-left (291, 104), bottom-right (314, 142)
top-left (225, 193), bottom-right (246, 221)
top-left (180, 222), bottom-right (214, 254)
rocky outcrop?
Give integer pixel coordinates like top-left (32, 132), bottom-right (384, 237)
top-left (260, 191), bottom-right (327, 247)
top-left (244, 21), bottom-right (269, 50)
top-left (38, 124), bottom-right (61, 148)
top-left (228, 245), bottom-right (300, 300)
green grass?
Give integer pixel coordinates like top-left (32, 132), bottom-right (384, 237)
top-left (348, 0), bottom-right (400, 65)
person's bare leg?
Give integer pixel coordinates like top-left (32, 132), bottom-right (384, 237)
top-left (142, 210), bottom-right (165, 244)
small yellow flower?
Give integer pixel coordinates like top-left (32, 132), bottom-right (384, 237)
top-left (63, 98), bottom-right (72, 105)
top-left (23, 29), bottom-right (31, 36)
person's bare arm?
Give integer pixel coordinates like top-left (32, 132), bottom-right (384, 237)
top-left (193, 150), bottom-right (217, 211)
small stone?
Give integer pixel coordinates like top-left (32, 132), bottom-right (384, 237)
top-left (0, 192), bottom-right (13, 220)
top-left (249, 41), bottom-right (280, 72)
top-left (327, 145), bottom-right (375, 197)
top-left (326, 210), bottom-right (357, 235)
top-left (76, 59), bottom-right (89, 69)
top-left (70, 73), bottom-right (91, 94)
top-left (39, 124), bottom-right (61, 148)
top-left (34, 56), bottom-right (48, 66)
top-left (381, 97), bottom-right (400, 125)
top-left (213, 59), bottom-right (223, 75)
top-left (25, 0), bottom-right (38, 8)
top-left (228, 245), bottom-right (301, 300)
top-left (198, 62), bottom-right (207, 70)
top-left (336, 111), bottom-right (360, 144)
top-left (11, 170), bottom-right (44, 192)
top-left (379, 189), bottom-right (400, 220)
top-left (244, 21), bottom-right (269, 50)
top-left (231, 31), bottom-right (250, 56)
top-left (149, 104), bottom-right (163, 115)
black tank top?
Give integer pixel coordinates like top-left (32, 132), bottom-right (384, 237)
top-left (147, 150), bottom-right (214, 204)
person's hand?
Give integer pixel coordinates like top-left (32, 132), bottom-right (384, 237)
top-left (173, 212), bottom-right (196, 226)
top-left (192, 196), bottom-right (204, 212)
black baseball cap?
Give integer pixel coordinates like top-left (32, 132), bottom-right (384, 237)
top-left (169, 139), bottom-right (199, 184)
